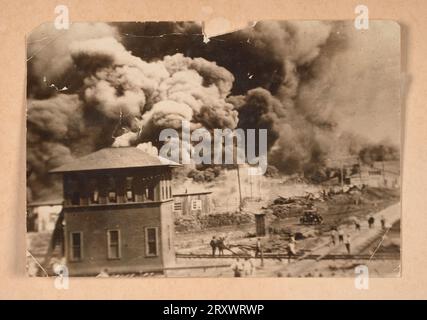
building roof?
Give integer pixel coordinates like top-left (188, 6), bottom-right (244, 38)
top-left (173, 186), bottom-right (212, 196)
top-left (173, 190), bottom-right (212, 197)
top-left (27, 199), bottom-right (64, 207)
top-left (50, 147), bottom-right (179, 173)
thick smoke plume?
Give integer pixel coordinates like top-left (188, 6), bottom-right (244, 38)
top-left (27, 23), bottom-right (238, 200)
top-left (27, 21), bottom-right (400, 201)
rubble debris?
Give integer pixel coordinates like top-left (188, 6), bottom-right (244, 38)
top-left (175, 211), bottom-right (254, 232)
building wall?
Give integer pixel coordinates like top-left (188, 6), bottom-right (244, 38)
top-left (350, 171), bottom-right (400, 189)
top-left (160, 201), bottom-right (175, 267)
top-left (35, 205), bottom-right (62, 232)
top-left (64, 201), bottom-right (175, 276)
top-left (173, 193), bottom-right (211, 217)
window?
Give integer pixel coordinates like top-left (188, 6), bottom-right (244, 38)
top-left (369, 170), bottom-right (381, 176)
top-left (161, 181), bottom-right (165, 199)
top-left (145, 227), bottom-right (158, 257)
top-left (108, 191), bottom-right (117, 203)
top-left (89, 178), bottom-right (99, 204)
top-left (173, 199), bottom-right (182, 213)
top-left (147, 186), bottom-right (155, 201)
top-left (108, 176), bottom-right (117, 203)
top-left (92, 190), bottom-right (99, 204)
top-left (126, 177), bottom-right (134, 202)
top-left (164, 180), bottom-right (171, 199)
top-left (191, 199), bottom-right (202, 211)
top-left (71, 192), bottom-right (80, 206)
top-left (107, 230), bottom-right (121, 259)
top-left (70, 232), bottom-right (83, 261)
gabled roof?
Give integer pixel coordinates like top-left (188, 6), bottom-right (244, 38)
top-left (50, 147), bottom-right (179, 173)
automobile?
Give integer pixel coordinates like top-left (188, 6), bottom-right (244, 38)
top-left (299, 210), bottom-right (323, 225)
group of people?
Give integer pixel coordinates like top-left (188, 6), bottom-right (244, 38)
top-left (231, 257), bottom-right (256, 277)
top-left (209, 236), bottom-right (227, 256)
top-left (330, 214), bottom-right (388, 254)
top-left (330, 228), bottom-right (352, 254)
top-left (368, 214), bottom-right (387, 230)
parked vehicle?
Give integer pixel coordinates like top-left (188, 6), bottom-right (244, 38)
top-left (300, 210), bottom-right (323, 225)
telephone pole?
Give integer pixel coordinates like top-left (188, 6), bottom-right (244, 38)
top-left (236, 165), bottom-right (243, 211)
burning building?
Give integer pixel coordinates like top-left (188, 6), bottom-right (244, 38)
top-left (50, 147), bottom-right (178, 276)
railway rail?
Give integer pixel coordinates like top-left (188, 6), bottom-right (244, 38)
top-left (176, 252), bottom-right (400, 261)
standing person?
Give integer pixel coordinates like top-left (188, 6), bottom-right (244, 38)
top-left (243, 257), bottom-right (254, 276)
top-left (338, 228), bottom-right (344, 244)
top-left (255, 238), bottom-right (262, 258)
top-left (380, 215), bottom-right (386, 230)
top-left (231, 258), bottom-right (243, 277)
top-left (210, 236), bottom-right (217, 257)
top-left (217, 237), bottom-right (225, 256)
top-left (344, 234), bottom-right (351, 254)
top-left (287, 239), bottom-right (297, 263)
top-left (355, 221), bottom-right (361, 231)
top-left (330, 228), bottom-right (338, 246)
top-left (368, 215), bottom-right (375, 229)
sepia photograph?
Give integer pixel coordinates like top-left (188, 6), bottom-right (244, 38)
top-left (26, 20), bottom-right (401, 278)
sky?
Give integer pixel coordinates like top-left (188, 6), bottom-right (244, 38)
top-left (331, 21), bottom-right (401, 144)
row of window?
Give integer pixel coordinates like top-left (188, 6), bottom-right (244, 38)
top-left (173, 199), bottom-right (202, 213)
top-left (368, 170), bottom-right (382, 176)
top-left (66, 175), bottom-right (173, 206)
top-left (69, 228), bottom-right (159, 261)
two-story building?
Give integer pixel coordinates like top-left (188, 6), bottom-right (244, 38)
top-left (50, 147), bottom-right (178, 276)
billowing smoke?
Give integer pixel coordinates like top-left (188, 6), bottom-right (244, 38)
top-left (70, 37), bottom-right (238, 144)
top-left (206, 21), bottom-right (349, 174)
top-left (359, 143), bottom-right (400, 164)
top-left (27, 21), bottom-right (400, 201)
top-left (27, 23), bottom-right (238, 200)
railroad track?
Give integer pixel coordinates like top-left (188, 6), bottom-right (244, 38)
top-left (176, 252), bottom-right (400, 260)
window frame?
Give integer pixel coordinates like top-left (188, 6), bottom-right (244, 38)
top-left (125, 177), bottom-right (134, 202)
top-left (145, 227), bottom-right (159, 257)
top-left (191, 199), bottom-right (202, 211)
top-left (106, 229), bottom-right (121, 260)
top-left (108, 191), bottom-right (117, 203)
top-left (173, 198), bottom-right (183, 214)
top-left (69, 231), bottom-right (83, 262)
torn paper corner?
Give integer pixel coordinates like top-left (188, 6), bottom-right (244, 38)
top-left (201, 19), bottom-right (257, 42)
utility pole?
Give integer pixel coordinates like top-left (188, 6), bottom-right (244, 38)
top-left (250, 172), bottom-right (253, 199)
top-left (236, 165), bottom-right (243, 211)
top-left (382, 160), bottom-right (386, 187)
top-left (357, 158), bottom-right (363, 185)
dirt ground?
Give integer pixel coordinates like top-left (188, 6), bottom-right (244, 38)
top-left (173, 186), bottom-right (401, 277)
top-left (26, 186), bottom-right (400, 278)
top-left (175, 187), bottom-right (400, 255)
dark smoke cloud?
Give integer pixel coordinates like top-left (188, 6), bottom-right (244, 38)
top-left (27, 23), bottom-right (239, 200)
top-left (27, 21), bottom-right (400, 200)
top-left (359, 143), bottom-right (400, 164)
top-left (230, 88), bottom-right (281, 149)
